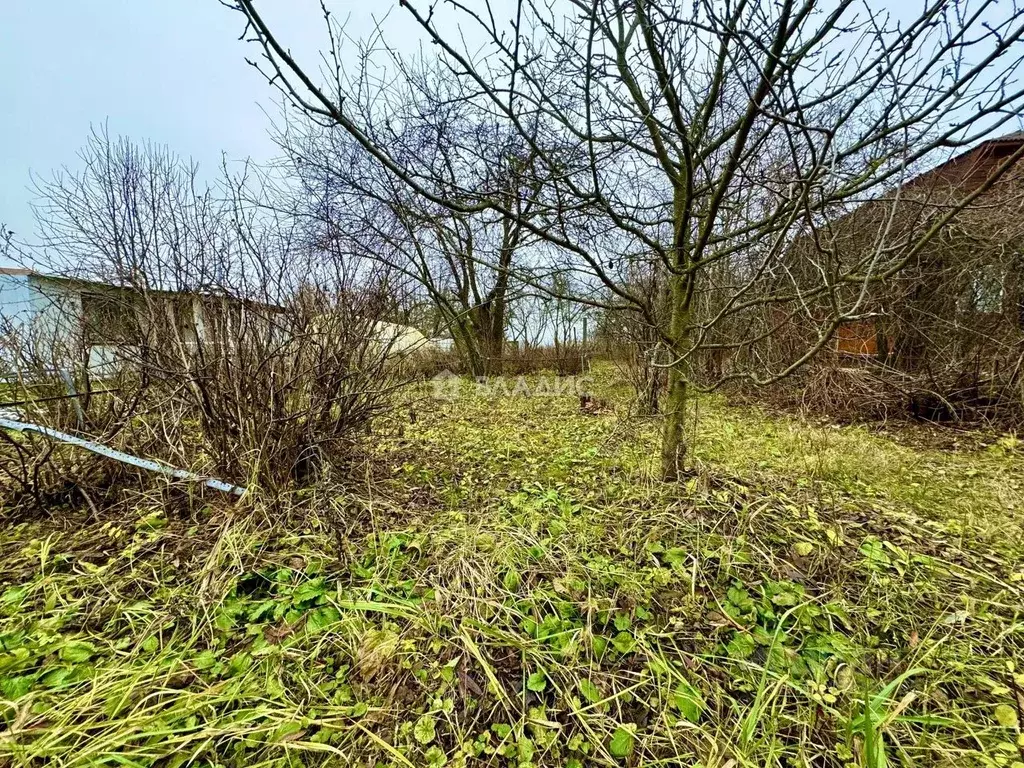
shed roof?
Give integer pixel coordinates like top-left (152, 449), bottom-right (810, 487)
top-left (984, 130), bottom-right (1024, 144)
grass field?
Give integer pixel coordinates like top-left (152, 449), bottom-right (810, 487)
top-left (1, 369), bottom-right (1023, 767)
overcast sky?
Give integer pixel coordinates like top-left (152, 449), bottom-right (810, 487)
top-left (0, 1), bottom-right (423, 251)
top-left (3, 0), bottom-right (1021, 261)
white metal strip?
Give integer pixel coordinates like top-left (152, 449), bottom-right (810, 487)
top-left (0, 417), bottom-right (246, 496)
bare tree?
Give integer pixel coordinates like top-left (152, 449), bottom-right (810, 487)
top-left (226, 0), bottom-right (1024, 479)
top-left (277, 64), bottom-right (546, 376)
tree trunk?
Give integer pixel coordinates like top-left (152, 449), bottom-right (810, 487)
top-left (874, 321), bottom-right (890, 366)
top-left (487, 304), bottom-right (508, 376)
top-left (643, 358), bottom-right (662, 415)
top-left (477, 323), bottom-right (504, 375)
top-left (660, 364), bottom-right (688, 481)
top-left (452, 321), bottom-right (487, 378)
top-left (660, 272), bottom-right (690, 481)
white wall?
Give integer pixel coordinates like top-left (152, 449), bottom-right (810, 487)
top-left (0, 274), bottom-right (84, 378)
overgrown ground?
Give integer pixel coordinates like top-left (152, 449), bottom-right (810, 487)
top-left (2, 369), bottom-right (1023, 767)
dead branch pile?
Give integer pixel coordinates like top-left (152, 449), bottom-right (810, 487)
top-left (761, 361), bottom-right (1024, 427)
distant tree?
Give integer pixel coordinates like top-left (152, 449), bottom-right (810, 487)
top-left (278, 65), bottom-right (546, 375)
top-left (226, 0), bottom-right (1024, 478)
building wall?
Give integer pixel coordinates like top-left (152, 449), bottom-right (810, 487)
top-left (836, 321), bottom-right (880, 357)
top-left (2, 278), bottom-right (435, 379)
top-left (0, 275), bottom-right (210, 378)
top-left (0, 274), bottom-right (84, 377)
top-left (0, 273), bottom-right (44, 330)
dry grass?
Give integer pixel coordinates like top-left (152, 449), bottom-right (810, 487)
top-left (1, 366), bottom-right (1023, 767)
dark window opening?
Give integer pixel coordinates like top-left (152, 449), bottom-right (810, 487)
top-left (81, 291), bottom-right (140, 345)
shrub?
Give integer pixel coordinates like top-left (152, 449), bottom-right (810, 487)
top-left (0, 131), bottom-right (411, 504)
top-left (135, 282), bottom-right (406, 490)
top-left (0, 316), bottom-right (150, 509)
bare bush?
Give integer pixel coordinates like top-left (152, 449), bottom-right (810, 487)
top-left (142, 279), bottom-right (406, 489)
top-left (4, 130), bottom-right (410, 498)
top-left (0, 308), bottom-right (152, 508)
top-left (763, 358), bottom-right (1024, 428)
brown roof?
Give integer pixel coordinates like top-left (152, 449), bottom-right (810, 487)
top-left (901, 129), bottom-right (1024, 195)
top-left (0, 267), bottom-right (35, 277)
top-left (985, 130), bottom-right (1024, 144)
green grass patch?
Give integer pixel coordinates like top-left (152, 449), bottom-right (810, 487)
top-left (1, 367), bottom-right (1023, 766)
